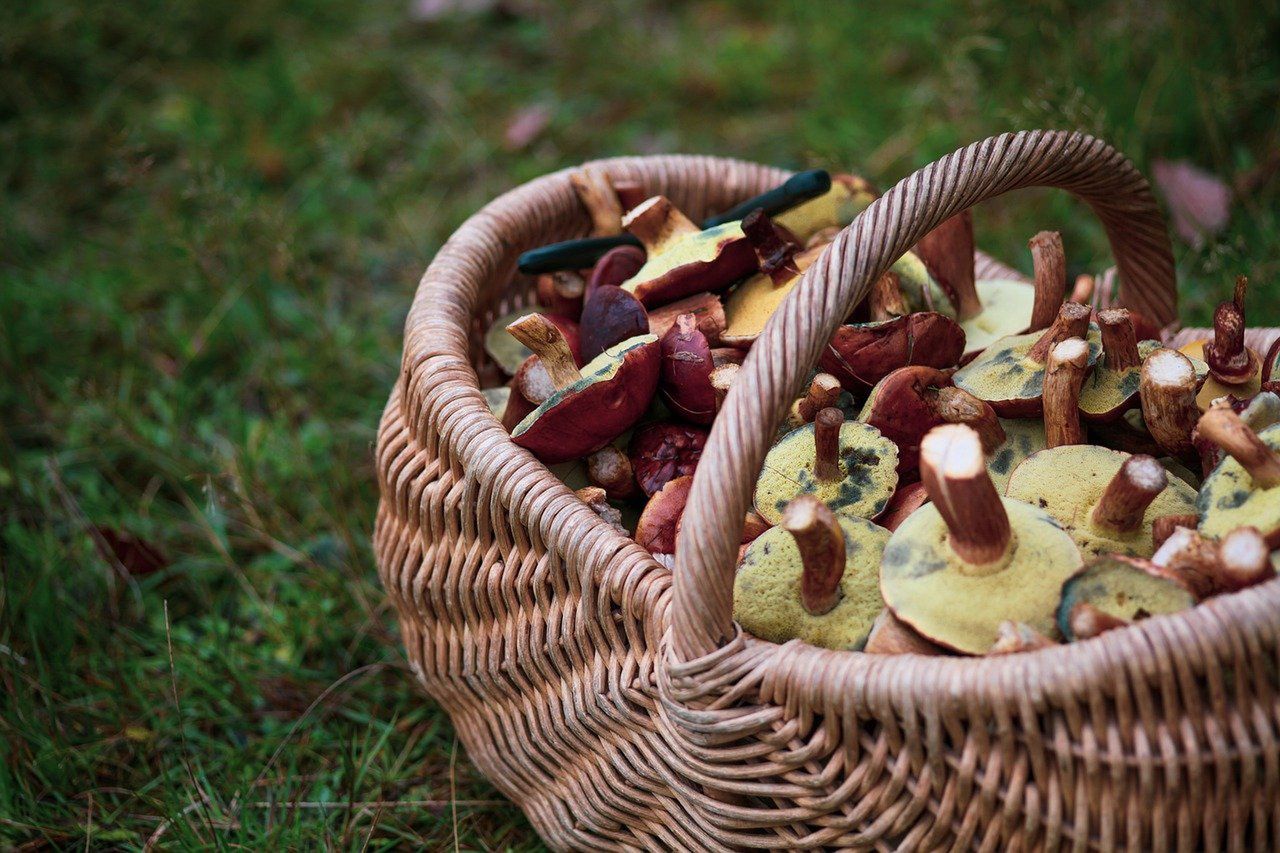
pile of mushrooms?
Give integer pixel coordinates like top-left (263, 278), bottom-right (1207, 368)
top-left (480, 166), bottom-right (1276, 657)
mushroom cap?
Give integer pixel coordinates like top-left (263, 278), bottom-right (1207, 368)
top-left (734, 515), bottom-right (889, 650)
top-left (628, 421), bottom-right (706, 496)
top-left (1179, 338), bottom-right (1261, 410)
top-left (635, 475), bottom-right (693, 554)
top-left (819, 312), bottom-right (966, 391)
top-left (1198, 422), bottom-right (1280, 545)
top-left (1079, 339), bottom-right (1162, 422)
top-left (952, 325), bottom-right (1102, 417)
top-left (512, 334), bottom-right (659, 463)
top-left (720, 246), bottom-right (823, 345)
top-left (754, 422), bottom-right (899, 525)
top-left (881, 497), bottom-right (1082, 654)
top-left (959, 279), bottom-right (1038, 355)
top-left (855, 366), bottom-right (953, 477)
top-left (484, 309), bottom-right (581, 376)
top-left (1006, 445), bottom-right (1197, 558)
top-left (986, 417), bottom-right (1047, 494)
top-left (1057, 555), bottom-right (1195, 640)
top-left (1265, 337), bottom-right (1280, 385)
top-left (883, 251), bottom-right (955, 317)
top-left (622, 221), bottom-right (756, 306)
top-left (772, 173), bottom-right (877, 242)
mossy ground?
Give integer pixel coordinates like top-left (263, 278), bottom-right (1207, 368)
top-left (3, 0), bottom-right (1278, 847)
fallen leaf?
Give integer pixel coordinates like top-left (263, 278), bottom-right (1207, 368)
top-left (93, 526), bottom-right (169, 576)
top-left (503, 104), bottom-right (552, 151)
top-left (1152, 159), bottom-right (1231, 247)
top-left (408, 0), bottom-right (498, 23)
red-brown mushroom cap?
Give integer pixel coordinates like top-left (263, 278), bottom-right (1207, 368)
top-left (819, 312), bottom-right (965, 391)
top-left (657, 314), bottom-right (716, 425)
top-left (579, 284), bottom-right (649, 361)
top-left (620, 196), bottom-right (757, 306)
top-left (635, 474), bottom-right (693, 555)
top-left (627, 421), bottom-right (707, 496)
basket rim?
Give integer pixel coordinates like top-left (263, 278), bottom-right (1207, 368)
top-left (396, 150), bottom-right (1280, 715)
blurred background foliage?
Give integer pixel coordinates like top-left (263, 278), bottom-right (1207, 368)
top-left (2, 0), bottom-right (1277, 847)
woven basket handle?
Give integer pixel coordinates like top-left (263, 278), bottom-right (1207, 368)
top-left (671, 130), bottom-right (1177, 662)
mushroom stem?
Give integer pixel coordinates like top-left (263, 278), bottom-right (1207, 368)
top-left (782, 495), bottom-right (846, 616)
top-left (813, 407), bottom-right (844, 483)
top-left (622, 196), bottom-right (700, 252)
top-left (1097, 308), bottom-right (1141, 371)
top-left (989, 621), bottom-right (1057, 654)
top-left (1151, 525), bottom-right (1272, 598)
top-left (506, 314), bottom-right (583, 390)
top-left (1043, 338), bottom-right (1090, 448)
top-left (710, 363), bottom-right (739, 409)
top-left (1070, 273), bottom-right (1095, 305)
top-left (1090, 455), bottom-right (1167, 533)
top-left (536, 270), bottom-right (586, 317)
top-left (793, 373), bottom-right (843, 425)
top-left (569, 166), bottom-right (624, 236)
top-left (1069, 602), bottom-right (1129, 639)
top-left (1215, 526), bottom-right (1275, 592)
top-left (587, 446), bottom-right (636, 500)
top-left (934, 386), bottom-right (1006, 454)
top-left (868, 271), bottom-right (908, 321)
top-left (1027, 302), bottom-right (1092, 363)
top-left (919, 424), bottom-right (1013, 572)
top-left (1027, 231), bottom-right (1066, 333)
top-left (741, 209), bottom-right (800, 285)
top-left (1140, 348), bottom-right (1201, 456)
top-left (1204, 275), bottom-right (1253, 383)
top-left (864, 609), bottom-right (946, 655)
top-left (915, 211), bottom-right (980, 321)
top-left (1152, 513), bottom-right (1198, 550)
top-left (1196, 402), bottom-right (1280, 489)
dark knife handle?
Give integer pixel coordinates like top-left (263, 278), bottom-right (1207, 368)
top-left (516, 169), bottom-right (832, 274)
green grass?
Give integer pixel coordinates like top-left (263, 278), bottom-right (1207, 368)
top-left (2, 0), bottom-right (1277, 847)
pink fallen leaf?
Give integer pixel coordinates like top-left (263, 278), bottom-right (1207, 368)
top-left (408, 0), bottom-right (498, 23)
top-left (503, 104), bottom-right (552, 151)
top-left (1152, 158), bottom-right (1231, 248)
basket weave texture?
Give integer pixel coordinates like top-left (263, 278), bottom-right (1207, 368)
top-left (375, 131), bottom-right (1280, 850)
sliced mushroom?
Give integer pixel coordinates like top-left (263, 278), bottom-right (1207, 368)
top-left (880, 424), bottom-right (1083, 654)
top-left (1006, 448), bottom-right (1197, 558)
top-left (1056, 553), bottom-right (1196, 641)
top-left (733, 495), bottom-right (889, 650)
top-left (627, 421), bottom-right (706, 496)
top-left (754, 408), bottom-right (899, 525)
top-left (510, 327), bottom-right (660, 464)
top-left (952, 302), bottom-right (1099, 417)
top-left (620, 196), bottom-right (757, 306)
top-left (772, 173), bottom-right (878, 243)
top-left (1195, 403), bottom-right (1280, 546)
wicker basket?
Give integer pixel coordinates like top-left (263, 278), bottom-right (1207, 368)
top-left (375, 130), bottom-right (1280, 851)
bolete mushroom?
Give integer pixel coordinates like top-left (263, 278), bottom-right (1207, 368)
top-left (647, 291), bottom-right (725, 343)
top-left (1042, 337), bottom-right (1091, 447)
top-left (1006, 448), bottom-right (1197, 558)
top-left (1056, 553), bottom-right (1196, 642)
top-left (880, 424), bottom-right (1083, 654)
top-left (619, 196), bottom-right (757, 306)
top-left (786, 372), bottom-right (844, 429)
top-left (484, 308), bottom-right (582, 376)
top-left (754, 408), bottom-right (899, 525)
top-left (952, 302), bottom-right (1100, 417)
top-left (586, 245), bottom-right (647, 298)
top-left (1139, 347), bottom-right (1203, 456)
top-left (862, 609), bottom-right (948, 655)
top-left (1195, 403), bottom-right (1280, 546)
top-left (1078, 309), bottom-right (1159, 422)
top-left (579, 284), bottom-right (650, 361)
top-left (1179, 276), bottom-right (1261, 410)
top-left (1152, 524), bottom-right (1275, 598)
top-left (771, 173), bottom-right (878, 243)
top-left (535, 270), bottom-right (585, 319)
top-left (586, 445), bottom-right (637, 500)
top-left (628, 421), bottom-right (706, 497)
top-left (819, 311), bottom-right (966, 392)
top-left (635, 474), bottom-right (693, 555)
top-left (985, 418), bottom-right (1048, 494)
top-left (733, 495), bottom-right (889, 651)
top-left (658, 313), bottom-right (716, 425)
top-left (509, 315), bottom-right (660, 463)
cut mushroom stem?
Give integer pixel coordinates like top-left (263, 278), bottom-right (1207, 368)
top-left (792, 373), bottom-right (843, 425)
top-left (587, 446), bottom-right (636, 500)
top-left (1197, 402), bottom-right (1280, 488)
top-left (1090, 455), bottom-right (1167, 534)
top-left (1152, 513), bottom-right (1198, 550)
top-left (1070, 273), bottom-right (1095, 305)
top-left (782, 495), bottom-right (847, 615)
top-left (1043, 337), bottom-right (1090, 447)
top-left (569, 166), bottom-right (624, 236)
top-left (1069, 602), bottom-right (1129, 640)
top-left (868, 270), bottom-right (908, 321)
top-left (536, 270), bottom-right (586, 317)
top-left (919, 424), bottom-right (1012, 571)
top-left (622, 196), bottom-right (700, 250)
top-left (1153, 525), bottom-right (1273, 597)
top-left (1215, 526), bottom-right (1275, 592)
top-left (1027, 302), bottom-right (1093, 363)
top-left (813, 407), bottom-right (844, 482)
top-left (915, 211), bottom-right (979, 320)
top-left (1204, 275), bottom-right (1253, 382)
top-left (934, 386), bottom-right (1006, 454)
top-left (741, 208), bottom-right (800, 285)
top-left (989, 621), bottom-right (1057, 654)
top-left (506, 313), bottom-right (583, 390)
top-left (1140, 348), bottom-right (1201, 456)
top-left (1098, 308), bottom-right (1141, 371)
top-left (1027, 231), bottom-right (1066, 332)
top-left (710, 363), bottom-right (739, 409)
